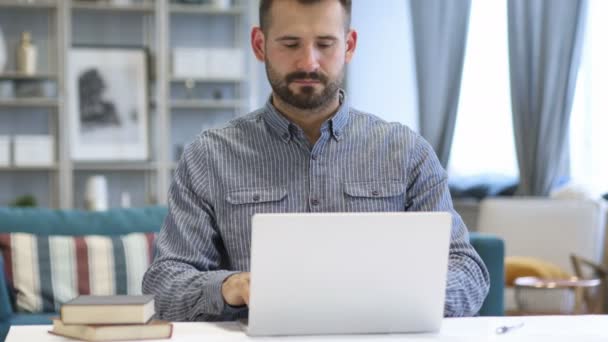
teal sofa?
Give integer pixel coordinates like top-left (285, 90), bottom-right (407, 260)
top-left (469, 232), bottom-right (505, 316)
top-left (0, 206), bottom-right (168, 340)
top-left (0, 207), bottom-right (503, 340)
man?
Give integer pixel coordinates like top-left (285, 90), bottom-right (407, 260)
top-left (143, 0), bottom-right (489, 321)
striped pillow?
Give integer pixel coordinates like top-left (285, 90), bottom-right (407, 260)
top-left (0, 232), bottom-right (155, 313)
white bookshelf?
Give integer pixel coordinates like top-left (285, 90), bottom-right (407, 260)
top-left (0, 0), bottom-right (256, 209)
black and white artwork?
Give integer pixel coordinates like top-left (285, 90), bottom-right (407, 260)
top-left (69, 48), bottom-right (148, 161)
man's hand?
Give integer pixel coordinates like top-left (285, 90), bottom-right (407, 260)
top-left (221, 272), bottom-right (250, 307)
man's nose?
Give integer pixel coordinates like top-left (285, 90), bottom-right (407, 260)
top-left (296, 45), bottom-right (320, 72)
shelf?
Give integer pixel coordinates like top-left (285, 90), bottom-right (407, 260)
top-left (0, 98), bottom-right (59, 108)
top-left (0, 165), bottom-right (58, 171)
top-left (170, 76), bottom-right (243, 83)
top-left (0, 72), bottom-right (57, 80)
top-left (0, 0), bottom-right (57, 10)
top-left (170, 99), bottom-right (245, 109)
top-left (0, 0), bottom-right (253, 209)
top-left (71, 0), bottom-right (154, 13)
top-left (169, 4), bottom-right (243, 15)
top-left (73, 162), bottom-right (157, 171)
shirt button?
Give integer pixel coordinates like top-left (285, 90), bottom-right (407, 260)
top-left (252, 194), bottom-right (260, 202)
top-left (282, 133), bottom-right (289, 140)
top-left (371, 190), bottom-right (380, 197)
top-left (311, 199), bottom-right (319, 206)
top-left (311, 154), bottom-right (317, 161)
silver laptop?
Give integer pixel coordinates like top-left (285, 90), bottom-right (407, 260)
top-left (243, 212), bottom-right (452, 336)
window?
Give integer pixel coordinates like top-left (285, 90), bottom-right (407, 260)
top-left (448, 0), bottom-right (518, 181)
top-left (569, 0), bottom-right (608, 197)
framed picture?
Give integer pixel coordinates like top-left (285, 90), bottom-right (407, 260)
top-left (68, 47), bottom-right (149, 161)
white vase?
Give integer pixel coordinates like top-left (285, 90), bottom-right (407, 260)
top-left (85, 175), bottom-right (109, 211)
top-left (17, 31), bottom-right (37, 75)
top-left (211, 0), bottom-right (231, 10)
top-left (0, 25), bottom-right (7, 73)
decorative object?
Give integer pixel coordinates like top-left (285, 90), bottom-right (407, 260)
top-left (13, 135), bottom-right (54, 167)
top-left (120, 191), bottom-right (131, 208)
top-left (174, 144), bottom-right (184, 161)
top-left (68, 47), bottom-right (149, 161)
top-left (111, 0), bottom-right (133, 5)
top-left (16, 32), bottom-right (38, 75)
top-left (84, 175), bottom-right (109, 211)
top-left (0, 80), bottom-right (14, 99)
top-left (211, 0), bottom-right (231, 10)
top-left (0, 135), bottom-right (10, 166)
top-left (514, 276), bottom-right (601, 314)
top-left (212, 88), bottom-right (223, 100)
top-left (184, 78), bottom-right (195, 99)
top-left (0, 25), bottom-right (6, 73)
top-left (9, 195), bottom-right (37, 207)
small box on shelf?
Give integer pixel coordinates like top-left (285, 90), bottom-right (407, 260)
top-left (207, 48), bottom-right (243, 79)
top-left (172, 47), bottom-right (243, 79)
top-left (0, 136), bottom-right (10, 167)
top-left (13, 135), bottom-right (54, 167)
top-left (173, 48), bottom-right (209, 78)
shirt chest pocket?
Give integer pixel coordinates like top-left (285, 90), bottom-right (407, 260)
top-left (226, 187), bottom-right (289, 219)
top-left (343, 181), bottom-right (405, 212)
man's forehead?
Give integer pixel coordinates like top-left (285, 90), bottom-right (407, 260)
top-left (266, 0), bottom-right (346, 37)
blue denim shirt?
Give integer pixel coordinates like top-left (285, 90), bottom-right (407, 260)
top-left (143, 91), bottom-right (490, 321)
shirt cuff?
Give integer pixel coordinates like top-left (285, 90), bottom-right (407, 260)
top-left (208, 271), bottom-right (248, 317)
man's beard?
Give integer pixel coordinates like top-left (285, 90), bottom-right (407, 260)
top-left (265, 62), bottom-right (343, 110)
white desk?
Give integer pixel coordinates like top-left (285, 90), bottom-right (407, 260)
top-left (6, 315), bottom-right (608, 341)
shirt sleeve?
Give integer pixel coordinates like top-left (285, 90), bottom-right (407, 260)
top-left (405, 134), bottom-right (490, 317)
top-left (142, 135), bottom-right (246, 321)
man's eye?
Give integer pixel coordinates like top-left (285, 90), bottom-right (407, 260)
top-left (317, 42), bottom-right (334, 48)
top-left (284, 43), bottom-right (298, 48)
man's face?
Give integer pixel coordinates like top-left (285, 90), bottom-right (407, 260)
top-left (252, 0), bottom-right (356, 110)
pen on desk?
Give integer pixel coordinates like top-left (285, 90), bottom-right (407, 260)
top-left (495, 322), bottom-right (524, 334)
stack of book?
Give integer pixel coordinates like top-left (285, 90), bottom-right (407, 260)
top-left (49, 295), bottom-right (173, 341)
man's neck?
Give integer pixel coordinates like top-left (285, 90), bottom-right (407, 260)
top-left (271, 93), bottom-right (341, 145)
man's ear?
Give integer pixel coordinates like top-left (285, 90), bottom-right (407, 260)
top-left (251, 27), bottom-right (266, 62)
top-left (345, 29), bottom-right (358, 64)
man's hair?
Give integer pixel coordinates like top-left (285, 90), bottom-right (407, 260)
top-left (259, 0), bottom-right (352, 34)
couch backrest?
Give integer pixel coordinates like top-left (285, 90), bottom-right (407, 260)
top-left (477, 198), bottom-right (606, 274)
top-left (0, 206), bottom-right (168, 235)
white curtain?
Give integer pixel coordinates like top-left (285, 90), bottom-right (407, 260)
top-left (448, 0), bottom-right (518, 180)
top-left (569, 0), bottom-right (608, 198)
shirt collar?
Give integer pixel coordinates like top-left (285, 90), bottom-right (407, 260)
top-left (263, 89), bottom-right (350, 143)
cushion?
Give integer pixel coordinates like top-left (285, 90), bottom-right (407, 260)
top-left (0, 232), bottom-right (155, 313)
top-left (505, 256), bottom-right (572, 286)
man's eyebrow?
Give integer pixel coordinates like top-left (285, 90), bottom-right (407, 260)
top-left (274, 35), bottom-right (339, 42)
top-left (275, 36), bottom-right (300, 42)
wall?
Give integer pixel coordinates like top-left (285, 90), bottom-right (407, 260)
top-left (347, 0), bottom-right (419, 130)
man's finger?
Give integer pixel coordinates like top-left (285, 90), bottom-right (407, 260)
top-left (243, 284), bottom-right (250, 306)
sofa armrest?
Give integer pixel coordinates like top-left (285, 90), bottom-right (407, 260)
top-left (0, 254), bottom-right (13, 322)
top-left (470, 232), bottom-right (505, 316)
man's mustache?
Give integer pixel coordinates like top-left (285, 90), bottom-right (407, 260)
top-left (286, 71), bottom-right (327, 84)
